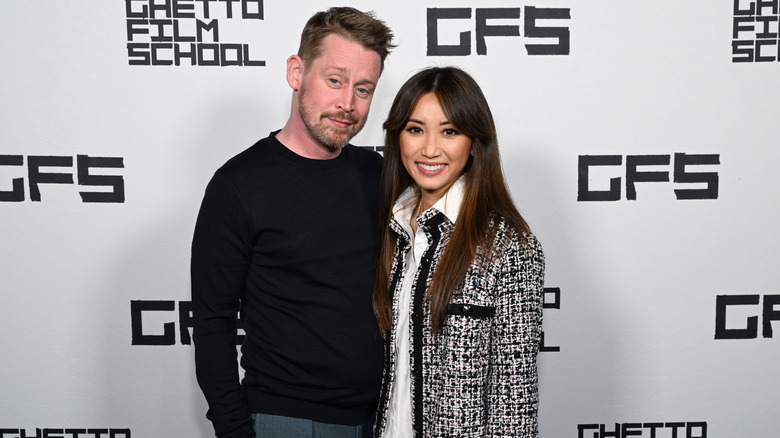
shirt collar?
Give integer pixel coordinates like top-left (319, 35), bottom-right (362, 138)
top-left (392, 176), bottom-right (466, 236)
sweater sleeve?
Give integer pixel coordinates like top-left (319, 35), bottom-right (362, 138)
top-left (486, 232), bottom-right (545, 437)
top-left (191, 170), bottom-right (254, 438)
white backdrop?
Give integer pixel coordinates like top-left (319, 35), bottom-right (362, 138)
top-left (1, 1), bottom-right (778, 437)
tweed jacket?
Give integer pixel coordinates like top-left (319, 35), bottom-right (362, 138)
top-left (373, 206), bottom-right (545, 438)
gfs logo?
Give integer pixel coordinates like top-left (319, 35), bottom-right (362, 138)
top-left (577, 153), bottom-right (720, 202)
top-left (0, 155), bottom-right (124, 203)
top-left (427, 6), bottom-right (571, 56)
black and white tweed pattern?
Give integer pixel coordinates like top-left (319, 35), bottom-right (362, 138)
top-left (374, 209), bottom-right (545, 438)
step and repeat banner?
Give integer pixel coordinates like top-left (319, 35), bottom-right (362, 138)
top-left (1, 1), bottom-right (778, 437)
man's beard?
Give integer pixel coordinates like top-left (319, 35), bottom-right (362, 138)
top-left (297, 86), bottom-right (365, 150)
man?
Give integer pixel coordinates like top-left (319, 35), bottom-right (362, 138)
top-left (191, 7), bottom-right (395, 438)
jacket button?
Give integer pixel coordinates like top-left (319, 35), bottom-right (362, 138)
top-left (462, 304), bottom-right (471, 314)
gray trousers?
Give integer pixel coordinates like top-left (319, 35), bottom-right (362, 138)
top-left (251, 413), bottom-right (373, 438)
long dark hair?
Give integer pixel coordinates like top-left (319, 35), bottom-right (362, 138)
top-left (373, 66), bottom-right (531, 334)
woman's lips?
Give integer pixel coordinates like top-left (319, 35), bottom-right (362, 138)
top-left (416, 162), bottom-right (447, 175)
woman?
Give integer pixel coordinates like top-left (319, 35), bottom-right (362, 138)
top-left (372, 66), bottom-right (545, 438)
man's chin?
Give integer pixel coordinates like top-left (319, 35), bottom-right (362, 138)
top-left (314, 134), bottom-right (348, 150)
top-left (322, 129), bottom-right (359, 149)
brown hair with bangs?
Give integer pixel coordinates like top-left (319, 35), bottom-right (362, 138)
top-left (373, 66), bottom-right (531, 335)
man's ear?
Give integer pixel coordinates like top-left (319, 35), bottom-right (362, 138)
top-left (286, 55), bottom-right (304, 91)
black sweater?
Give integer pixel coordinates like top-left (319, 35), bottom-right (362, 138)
top-left (191, 132), bottom-right (384, 438)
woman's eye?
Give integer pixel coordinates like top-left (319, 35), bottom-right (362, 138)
top-left (443, 128), bottom-right (458, 136)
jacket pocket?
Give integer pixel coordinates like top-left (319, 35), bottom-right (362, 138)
top-left (447, 303), bottom-right (495, 318)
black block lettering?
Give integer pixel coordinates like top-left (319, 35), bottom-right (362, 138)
top-left (242, 0), bottom-right (263, 19)
top-left (673, 153), bottom-right (719, 200)
top-left (77, 155), bottom-right (125, 203)
top-left (131, 300), bottom-right (176, 345)
top-left (427, 8), bottom-right (471, 56)
top-left (128, 43), bottom-right (151, 65)
top-left (577, 424), bottom-right (599, 438)
top-left (524, 7), bottom-right (571, 55)
top-left (715, 294), bottom-right (760, 339)
top-left (0, 155), bottom-right (25, 202)
top-left (577, 155), bottom-right (622, 201)
top-left (687, 422), bottom-right (707, 438)
top-left (625, 155), bottom-right (670, 200)
top-left (475, 8), bottom-right (520, 56)
top-left (763, 294), bottom-right (780, 338)
top-left (600, 423), bottom-right (620, 438)
top-left (732, 40), bottom-right (754, 62)
top-left (28, 156), bottom-right (73, 202)
top-left (179, 300), bottom-right (194, 345)
top-left (196, 19), bottom-right (219, 42)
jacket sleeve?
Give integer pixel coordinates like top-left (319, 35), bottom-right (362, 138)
top-left (486, 232), bottom-right (545, 437)
top-left (191, 170), bottom-right (255, 438)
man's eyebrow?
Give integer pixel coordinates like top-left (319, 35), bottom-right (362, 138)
top-left (324, 67), bottom-right (377, 86)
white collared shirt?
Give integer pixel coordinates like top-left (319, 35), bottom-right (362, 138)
top-left (382, 177), bottom-right (465, 438)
